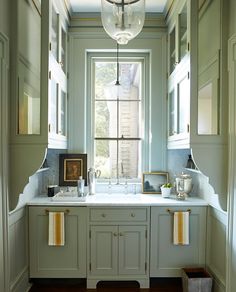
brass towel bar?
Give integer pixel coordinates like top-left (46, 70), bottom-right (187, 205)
top-left (45, 209), bottom-right (70, 214)
top-left (166, 208), bottom-right (191, 214)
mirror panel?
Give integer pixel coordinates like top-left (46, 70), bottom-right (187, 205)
top-left (18, 63), bottom-right (40, 135)
top-left (198, 82), bottom-right (218, 135)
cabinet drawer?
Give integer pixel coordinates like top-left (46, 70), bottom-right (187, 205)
top-left (90, 208), bottom-right (147, 222)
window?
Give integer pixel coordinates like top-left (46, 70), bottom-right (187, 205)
top-left (91, 56), bottom-right (145, 181)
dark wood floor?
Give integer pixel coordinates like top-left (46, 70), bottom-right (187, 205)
top-left (29, 278), bottom-right (183, 292)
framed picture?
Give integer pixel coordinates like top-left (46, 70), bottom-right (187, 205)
top-left (142, 172), bottom-right (169, 194)
top-left (59, 154), bottom-right (87, 186)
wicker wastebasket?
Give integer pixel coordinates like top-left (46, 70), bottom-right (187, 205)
top-left (182, 268), bottom-right (213, 292)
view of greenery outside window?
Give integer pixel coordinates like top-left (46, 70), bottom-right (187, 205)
top-left (94, 60), bottom-right (143, 181)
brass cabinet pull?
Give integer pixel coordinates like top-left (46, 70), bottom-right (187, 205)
top-left (45, 209), bottom-right (70, 214)
top-left (166, 208), bottom-right (191, 214)
top-left (101, 213), bottom-right (106, 218)
top-left (113, 232), bottom-right (118, 237)
top-left (131, 213), bottom-right (135, 217)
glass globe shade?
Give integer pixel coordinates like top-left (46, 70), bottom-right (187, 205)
top-left (101, 0), bottom-right (145, 45)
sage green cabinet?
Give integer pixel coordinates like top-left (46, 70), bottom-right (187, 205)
top-left (150, 206), bottom-right (207, 277)
top-left (87, 207), bottom-right (150, 288)
top-left (29, 206), bottom-right (87, 278)
top-left (166, 0), bottom-right (196, 149)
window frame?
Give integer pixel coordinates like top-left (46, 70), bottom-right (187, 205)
top-left (87, 52), bottom-right (150, 182)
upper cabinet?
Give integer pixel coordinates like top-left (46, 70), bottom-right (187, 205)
top-left (166, 0), bottom-right (228, 204)
top-left (9, 0), bottom-right (69, 210)
top-left (167, 0), bottom-right (192, 149)
top-left (42, 0), bottom-right (68, 149)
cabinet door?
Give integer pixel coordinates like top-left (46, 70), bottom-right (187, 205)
top-left (90, 225), bottom-right (118, 276)
top-left (150, 206), bottom-right (206, 277)
top-left (177, 72), bottom-right (190, 136)
top-left (50, 2), bottom-right (59, 62)
top-left (29, 206), bottom-right (87, 278)
top-left (118, 225), bottom-right (147, 275)
top-left (48, 70), bottom-right (67, 148)
top-left (177, 2), bottom-right (188, 63)
top-left (168, 68), bottom-right (190, 148)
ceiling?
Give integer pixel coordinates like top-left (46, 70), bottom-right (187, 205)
top-left (68, 0), bottom-right (168, 13)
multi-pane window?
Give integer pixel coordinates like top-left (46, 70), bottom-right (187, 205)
top-left (93, 59), bottom-right (143, 180)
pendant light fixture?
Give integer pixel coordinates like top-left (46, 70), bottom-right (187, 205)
top-left (101, 0), bottom-right (146, 45)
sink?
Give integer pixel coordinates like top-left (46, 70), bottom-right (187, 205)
top-left (51, 192), bottom-right (86, 202)
top-left (86, 193), bottom-right (143, 202)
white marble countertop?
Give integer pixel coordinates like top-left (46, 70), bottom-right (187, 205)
top-left (27, 193), bottom-right (208, 207)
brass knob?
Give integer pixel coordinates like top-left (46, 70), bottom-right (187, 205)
top-left (131, 213), bottom-right (135, 217)
top-left (101, 213), bottom-right (106, 218)
top-left (113, 232), bottom-right (118, 237)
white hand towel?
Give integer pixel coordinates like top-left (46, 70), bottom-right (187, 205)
top-left (173, 211), bottom-right (189, 245)
top-left (48, 212), bottom-right (65, 246)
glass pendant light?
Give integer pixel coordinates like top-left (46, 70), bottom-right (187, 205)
top-left (101, 0), bottom-right (145, 45)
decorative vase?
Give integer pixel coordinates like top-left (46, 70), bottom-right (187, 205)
top-left (161, 187), bottom-right (172, 198)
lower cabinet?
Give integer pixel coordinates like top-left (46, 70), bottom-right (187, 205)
top-left (29, 206), bottom-right (87, 278)
top-left (87, 207), bottom-right (150, 288)
top-left (150, 206), bottom-right (207, 277)
top-left (28, 204), bottom-right (207, 283)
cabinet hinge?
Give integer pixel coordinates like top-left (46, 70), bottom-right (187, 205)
top-left (89, 263), bottom-right (91, 271)
top-left (49, 42), bottom-right (52, 51)
top-left (48, 124), bottom-right (51, 133)
top-left (145, 230), bottom-right (147, 238)
top-left (187, 42), bottom-right (190, 52)
top-left (67, 72), bottom-right (69, 79)
top-left (187, 71), bottom-right (190, 79)
top-left (49, 71), bottom-right (51, 80)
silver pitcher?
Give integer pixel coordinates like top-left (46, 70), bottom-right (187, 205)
top-left (88, 167), bottom-right (101, 195)
top-left (175, 173), bottom-right (192, 200)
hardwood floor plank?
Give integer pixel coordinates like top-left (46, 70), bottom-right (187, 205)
top-left (29, 278), bottom-right (182, 292)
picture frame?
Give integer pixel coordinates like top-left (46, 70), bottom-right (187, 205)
top-left (142, 172), bottom-right (169, 194)
top-left (59, 154), bottom-right (87, 186)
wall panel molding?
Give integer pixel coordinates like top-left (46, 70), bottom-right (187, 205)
top-left (226, 34), bottom-right (236, 292)
top-left (0, 31), bottom-right (10, 292)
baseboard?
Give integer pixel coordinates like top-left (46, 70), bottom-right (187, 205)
top-left (207, 267), bottom-right (225, 292)
top-left (10, 267), bottom-right (31, 292)
top-left (213, 277), bottom-right (225, 292)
